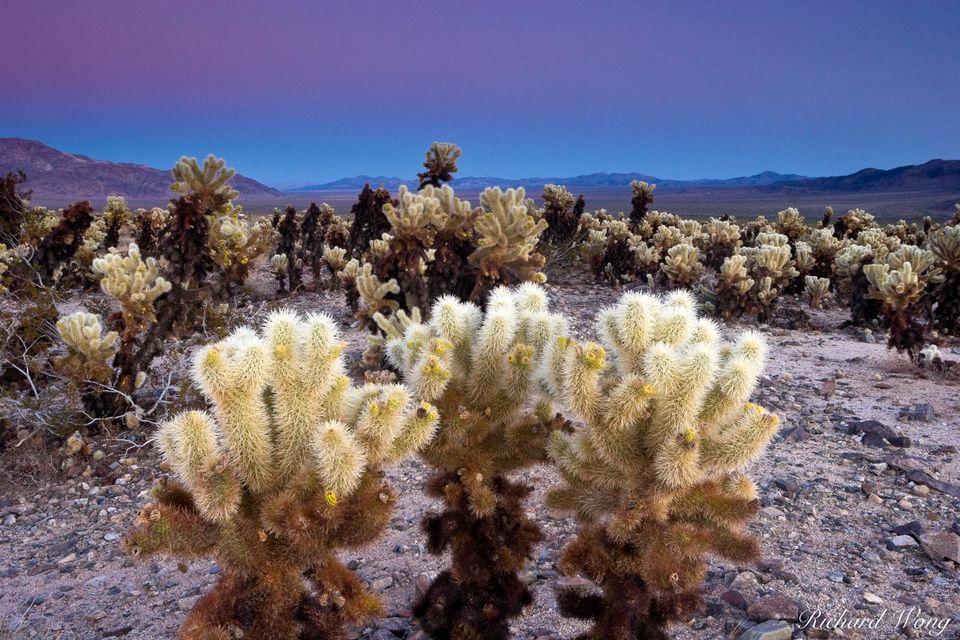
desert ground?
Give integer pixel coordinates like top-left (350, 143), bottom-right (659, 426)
top-left (1, 265), bottom-right (958, 640)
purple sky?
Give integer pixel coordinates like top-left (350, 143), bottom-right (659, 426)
top-left (3, 0), bottom-right (959, 187)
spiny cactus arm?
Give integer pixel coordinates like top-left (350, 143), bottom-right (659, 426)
top-left (465, 297), bottom-right (518, 409)
top-left (587, 375), bottom-right (655, 469)
top-left (263, 310), bottom-right (347, 483)
top-left (697, 331), bottom-right (766, 431)
top-left (311, 421), bottom-right (366, 497)
top-left (384, 401), bottom-right (440, 464)
top-left (562, 341), bottom-right (606, 421)
top-left (192, 330), bottom-right (274, 492)
top-left (699, 404), bottom-right (780, 474)
top-left (159, 411), bottom-right (243, 523)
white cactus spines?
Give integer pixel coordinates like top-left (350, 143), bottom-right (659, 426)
top-left (168, 310), bottom-right (438, 512)
top-left (57, 311), bottom-right (119, 362)
top-left (386, 283), bottom-right (566, 462)
top-left (93, 243), bottom-right (172, 322)
top-left (546, 291), bottom-right (777, 526)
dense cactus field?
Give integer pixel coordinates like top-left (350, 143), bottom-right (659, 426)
top-left (0, 145), bottom-right (958, 640)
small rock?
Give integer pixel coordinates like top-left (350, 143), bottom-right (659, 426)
top-left (760, 507), bottom-right (785, 519)
top-left (863, 591), bottom-right (883, 604)
top-left (899, 404), bottom-right (936, 422)
top-left (887, 535), bottom-right (919, 550)
top-left (912, 484), bottom-right (930, 497)
top-left (746, 594), bottom-right (800, 622)
top-left (827, 570), bottom-right (845, 583)
top-left (892, 520), bottom-right (924, 538)
top-left (370, 575), bottom-right (394, 591)
top-left (919, 531), bottom-right (960, 565)
top-left (739, 620), bottom-right (793, 640)
top-left (178, 595), bottom-right (200, 611)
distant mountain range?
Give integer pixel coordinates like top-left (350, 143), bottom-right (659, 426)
top-left (2, 138), bottom-right (957, 209)
top-left (289, 161), bottom-right (960, 196)
top-left (288, 170), bottom-right (811, 192)
top-left (0, 138), bottom-right (284, 203)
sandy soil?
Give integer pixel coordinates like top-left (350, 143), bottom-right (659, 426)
top-left (1, 269), bottom-right (958, 640)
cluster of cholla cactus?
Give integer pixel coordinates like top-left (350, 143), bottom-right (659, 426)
top-left (629, 180), bottom-right (656, 227)
top-left (544, 291), bottom-right (778, 639)
top-left (207, 207), bottom-right (276, 298)
top-left (541, 184), bottom-right (583, 244)
top-left (804, 276), bottom-right (832, 309)
top-left (417, 141), bottom-right (461, 190)
top-left (124, 310), bottom-right (438, 639)
top-left (55, 243), bottom-right (173, 417)
top-left (343, 159), bottom-right (549, 372)
top-left (385, 284), bottom-right (570, 639)
top-left (271, 203), bottom-right (350, 293)
top-left (863, 246), bottom-right (943, 356)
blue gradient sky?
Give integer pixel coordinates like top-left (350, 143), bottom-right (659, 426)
top-left (3, 0), bottom-right (959, 187)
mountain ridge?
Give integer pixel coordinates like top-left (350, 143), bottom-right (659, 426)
top-left (287, 170), bottom-right (811, 192)
top-left (0, 138), bottom-right (284, 203)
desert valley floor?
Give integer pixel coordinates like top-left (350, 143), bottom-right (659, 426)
top-left (1, 268), bottom-right (959, 640)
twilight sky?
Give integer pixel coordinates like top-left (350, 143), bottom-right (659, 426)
top-left (3, 0), bottom-right (959, 188)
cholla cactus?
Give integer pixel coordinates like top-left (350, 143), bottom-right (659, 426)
top-left (545, 291), bottom-right (778, 639)
top-left (363, 307), bottom-right (421, 370)
top-left (56, 244), bottom-right (174, 418)
top-left (355, 261), bottom-right (400, 329)
top-left (927, 225), bottom-right (960, 334)
top-left (347, 184), bottom-right (395, 258)
top-left (659, 243), bottom-right (703, 289)
top-left (774, 207), bottom-right (806, 242)
top-left (133, 207), bottom-right (169, 256)
top-left (101, 195), bottom-right (131, 249)
top-left (276, 206), bottom-right (303, 292)
top-left (171, 155), bottom-right (239, 212)
top-left (125, 311), bottom-right (438, 640)
top-left (94, 243), bottom-right (172, 333)
top-left (208, 211), bottom-right (275, 298)
top-left (864, 246), bottom-right (942, 356)
top-left (386, 284), bottom-right (570, 639)
top-left (834, 244), bottom-right (882, 325)
top-left (651, 225), bottom-right (686, 254)
top-left (542, 184), bottom-right (580, 244)
top-left (835, 208), bottom-right (876, 238)
top-left (417, 141), bottom-right (461, 190)
top-left (806, 227), bottom-right (845, 277)
top-left (322, 245), bottom-right (348, 290)
top-left (805, 276), bottom-right (832, 309)
top-left (919, 344), bottom-right (943, 370)
top-left (299, 202), bottom-right (345, 283)
top-left (56, 311), bottom-right (118, 387)
top-left (31, 201), bottom-right (95, 284)
top-left (704, 254), bottom-right (755, 319)
top-left (471, 186), bottom-right (548, 296)
top-left (629, 180), bottom-right (656, 227)
top-left (271, 254), bottom-right (291, 293)
top-left (0, 170), bottom-right (30, 243)
top-left (747, 243), bottom-right (799, 319)
top-left (700, 218), bottom-right (742, 268)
